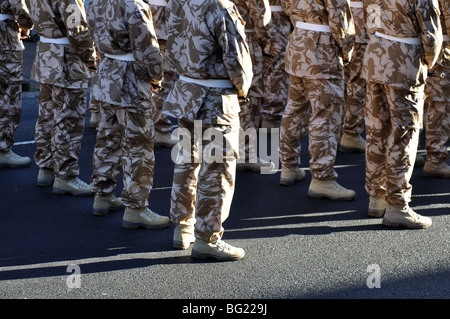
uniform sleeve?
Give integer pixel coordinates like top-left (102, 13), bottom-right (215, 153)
top-left (128, 2), bottom-right (163, 84)
top-left (417, 0), bottom-right (443, 68)
top-left (10, 0), bottom-right (33, 30)
top-left (247, 0), bottom-right (275, 47)
top-left (59, 0), bottom-right (96, 65)
top-left (325, 0), bottom-right (355, 61)
top-left (441, 0), bottom-right (450, 35)
top-left (217, 6), bottom-right (253, 97)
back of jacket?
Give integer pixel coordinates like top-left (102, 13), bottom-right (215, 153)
top-left (29, 0), bottom-right (96, 89)
top-left (281, 0), bottom-right (355, 79)
top-left (163, 0), bottom-right (253, 124)
top-left (437, 0), bottom-right (449, 69)
top-left (361, 0), bottom-right (442, 89)
top-left (0, 0), bottom-right (33, 52)
top-left (87, 0), bottom-right (163, 108)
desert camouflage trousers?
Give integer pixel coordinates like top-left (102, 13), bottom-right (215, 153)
top-left (239, 96), bottom-right (261, 161)
top-left (343, 43), bottom-right (366, 135)
top-left (34, 84), bottom-right (87, 178)
top-left (91, 102), bottom-right (155, 209)
top-left (365, 82), bottom-right (424, 206)
top-left (424, 67), bottom-right (449, 164)
top-left (0, 81), bottom-right (22, 152)
top-left (279, 76), bottom-right (344, 180)
top-left (170, 118), bottom-right (239, 243)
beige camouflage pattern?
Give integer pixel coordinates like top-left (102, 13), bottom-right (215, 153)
top-left (87, 0), bottom-right (163, 109)
top-left (29, 0), bottom-right (96, 89)
top-left (262, 0), bottom-right (291, 123)
top-left (34, 84), bottom-right (87, 178)
top-left (163, 0), bottom-right (253, 243)
top-left (149, 1), bottom-right (175, 134)
top-left (281, 0), bottom-right (355, 79)
top-left (424, 0), bottom-right (449, 164)
top-left (343, 1), bottom-right (368, 135)
top-left (86, 0), bottom-right (162, 208)
top-left (279, 0), bottom-right (354, 180)
top-left (363, 0), bottom-right (442, 206)
top-left (0, 0), bottom-right (33, 152)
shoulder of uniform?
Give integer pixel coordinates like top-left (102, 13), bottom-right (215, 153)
top-left (216, 0), bottom-right (234, 11)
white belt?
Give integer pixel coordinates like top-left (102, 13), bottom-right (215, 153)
top-left (179, 75), bottom-right (234, 88)
top-left (40, 36), bottom-right (70, 45)
top-left (444, 35), bottom-right (450, 42)
top-left (148, 0), bottom-right (167, 6)
top-left (270, 6), bottom-right (283, 12)
top-left (245, 29), bottom-right (255, 33)
top-left (350, 1), bottom-right (363, 8)
top-left (375, 31), bottom-right (421, 45)
top-left (104, 53), bottom-right (136, 62)
top-left (296, 21), bottom-right (331, 33)
top-left (0, 13), bottom-right (14, 21)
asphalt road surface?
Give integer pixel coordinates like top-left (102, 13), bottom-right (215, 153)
top-left (0, 41), bottom-right (448, 306)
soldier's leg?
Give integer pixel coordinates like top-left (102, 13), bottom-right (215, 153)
top-left (0, 82), bottom-right (21, 152)
top-left (306, 78), bottom-right (355, 200)
top-left (278, 75), bottom-right (309, 185)
top-left (34, 84), bottom-right (55, 171)
top-left (170, 119), bottom-right (200, 248)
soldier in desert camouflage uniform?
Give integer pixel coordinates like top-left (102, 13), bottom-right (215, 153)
top-left (339, 0), bottom-right (368, 153)
top-left (147, 0), bottom-right (177, 147)
top-left (278, 0), bottom-right (356, 201)
top-left (362, 0), bottom-right (442, 228)
top-left (261, 0), bottom-right (291, 129)
top-left (86, 0), bottom-right (169, 229)
top-left (231, 0), bottom-right (276, 173)
top-left (0, 0), bottom-right (33, 168)
top-left (163, 0), bottom-right (253, 260)
top-left (29, 0), bottom-right (96, 196)
top-left (422, 0), bottom-right (449, 178)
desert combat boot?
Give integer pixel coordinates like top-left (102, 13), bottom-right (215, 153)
top-left (339, 133), bottom-right (366, 153)
top-left (279, 165), bottom-right (306, 186)
top-left (382, 205), bottom-right (432, 229)
top-left (0, 150), bottom-right (31, 168)
top-left (308, 178), bottom-right (356, 201)
top-left (122, 207), bottom-right (170, 230)
top-left (173, 225), bottom-right (195, 250)
top-left (53, 177), bottom-right (94, 196)
top-left (37, 168), bottom-right (55, 187)
top-left (368, 196), bottom-right (388, 218)
top-left (422, 161), bottom-right (450, 179)
top-left (93, 194), bottom-right (125, 216)
top-left (191, 239), bottom-right (245, 261)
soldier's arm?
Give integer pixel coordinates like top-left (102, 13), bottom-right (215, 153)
top-left (325, 0), bottom-right (356, 63)
top-left (416, 0), bottom-right (442, 68)
top-left (441, 0), bottom-right (449, 36)
top-left (10, 0), bottom-right (33, 30)
top-left (59, 0), bottom-right (96, 66)
top-left (128, 4), bottom-right (163, 87)
top-left (247, 0), bottom-right (275, 48)
top-left (217, 6), bottom-right (253, 97)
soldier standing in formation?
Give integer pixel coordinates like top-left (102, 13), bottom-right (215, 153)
top-left (362, 0), bottom-right (442, 228)
top-left (278, 0), bottom-right (356, 201)
top-left (163, 0), bottom-right (253, 260)
top-left (86, 0), bottom-right (170, 229)
top-left (339, 0), bottom-right (368, 154)
top-left (422, 0), bottom-right (449, 179)
top-left (29, 0), bottom-right (96, 196)
top-left (0, 0), bottom-right (33, 168)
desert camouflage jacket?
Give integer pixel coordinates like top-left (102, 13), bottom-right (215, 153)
top-left (87, 0), bottom-right (162, 109)
top-left (0, 0), bottom-right (33, 53)
top-left (147, 0), bottom-right (168, 41)
top-left (29, 0), bottom-right (96, 89)
top-left (361, 0), bottom-right (442, 89)
top-left (281, 0), bottom-right (356, 80)
top-left (163, 0), bottom-right (253, 125)
top-left (350, 0), bottom-right (368, 44)
top-left (436, 0), bottom-right (449, 69)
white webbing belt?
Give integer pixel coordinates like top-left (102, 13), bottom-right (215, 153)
top-left (270, 6), bottom-right (283, 12)
top-left (179, 75), bottom-right (234, 88)
top-left (350, 2), bottom-right (363, 8)
top-left (0, 13), bottom-right (14, 21)
top-left (148, 0), bottom-right (167, 6)
top-left (444, 35), bottom-right (450, 42)
top-left (40, 36), bottom-right (70, 45)
top-left (296, 21), bottom-right (331, 33)
top-left (375, 31), bottom-right (421, 45)
top-left (104, 53), bottom-right (136, 62)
